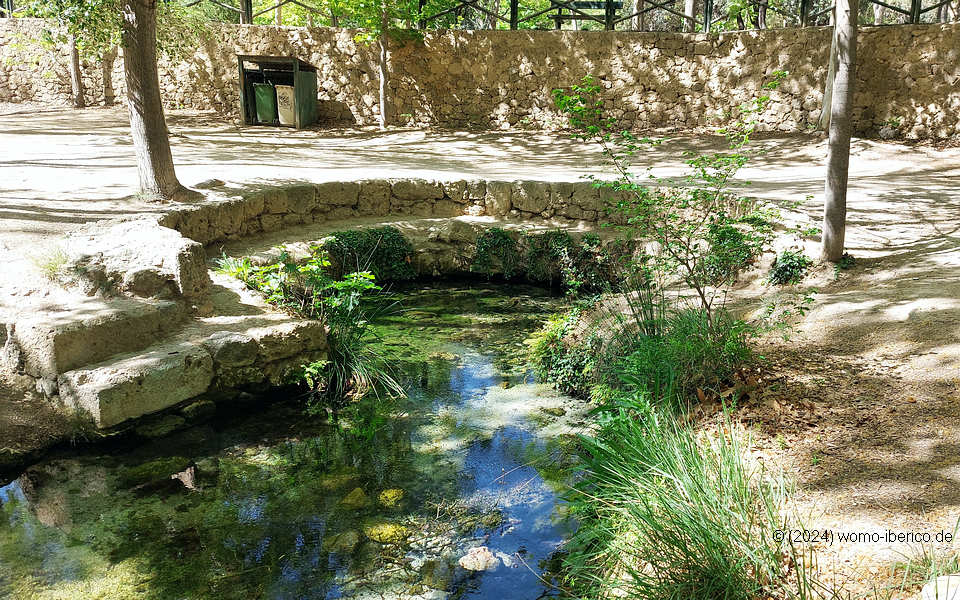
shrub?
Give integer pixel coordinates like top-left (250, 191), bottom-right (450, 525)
top-left (471, 227), bottom-right (522, 279)
top-left (528, 310), bottom-right (603, 397)
top-left (323, 226), bottom-right (415, 282)
top-left (564, 399), bottom-right (792, 600)
top-left (215, 249), bottom-right (402, 415)
top-left (768, 249), bottom-right (813, 285)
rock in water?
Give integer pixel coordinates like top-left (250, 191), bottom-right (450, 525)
top-left (458, 546), bottom-right (500, 571)
top-left (378, 488), bottom-right (404, 507)
top-left (339, 487), bottom-right (369, 510)
top-left (923, 575), bottom-right (960, 600)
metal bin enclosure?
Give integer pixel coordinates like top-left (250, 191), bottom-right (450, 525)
top-left (238, 55), bottom-right (318, 129)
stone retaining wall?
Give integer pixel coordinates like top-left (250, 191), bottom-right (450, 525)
top-left (160, 178), bottom-right (618, 245)
top-left (1, 19), bottom-right (959, 137)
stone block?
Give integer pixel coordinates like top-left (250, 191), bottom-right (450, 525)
top-left (484, 181), bottom-right (512, 216)
top-left (317, 181), bottom-right (360, 206)
top-left (58, 342), bottom-right (214, 428)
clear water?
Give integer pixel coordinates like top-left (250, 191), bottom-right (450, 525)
top-left (0, 283), bottom-right (584, 600)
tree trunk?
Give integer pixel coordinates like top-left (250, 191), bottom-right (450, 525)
top-left (631, 0), bottom-right (645, 30)
top-left (275, 2), bottom-right (282, 25)
top-left (757, 0), bottom-right (767, 28)
top-left (102, 46), bottom-right (117, 106)
top-left (378, 7), bottom-right (389, 130)
top-left (487, 0), bottom-right (501, 28)
top-left (821, 0), bottom-right (858, 262)
top-left (121, 0), bottom-right (190, 200)
top-left (818, 9), bottom-right (838, 131)
top-left (872, 3), bottom-right (884, 23)
top-left (67, 34), bottom-right (85, 108)
top-left (330, 10), bottom-right (340, 26)
top-left (684, 0), bottom-right (696, 31)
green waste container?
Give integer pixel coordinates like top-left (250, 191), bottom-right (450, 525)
top-left (253, 83), bottom-right (277, 124)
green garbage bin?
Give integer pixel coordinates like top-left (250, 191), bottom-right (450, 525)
top-left (253, 83), bottom-right (277, 124)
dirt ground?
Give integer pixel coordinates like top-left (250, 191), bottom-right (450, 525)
top-left (1, 106), bottom-right (959, 595)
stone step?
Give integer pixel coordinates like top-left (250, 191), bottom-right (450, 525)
top-left (57, 315), bottom-right (327, 429)
top-left (9, 296), bottom-right (186, 383)
top-left (58, 341), bottom-right (214, 429)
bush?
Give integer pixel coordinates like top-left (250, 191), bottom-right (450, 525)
top-left (323, 226), bottom-right (415, 282)
top-left (471, 227), bottom-right (522, 279)
top-left (530, 304), bottom-right (752, 403)
top-left (768, 250), bottom-right (813, 285)
top-left (215, 249), bottom-right (402, 415)
top-left (528, 310), bottom-right (603, 397)
top-left (564, 398), bottom-right (791, 600)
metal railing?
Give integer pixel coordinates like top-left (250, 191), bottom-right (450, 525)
top-left (0, 0), bottom-right (954, 31)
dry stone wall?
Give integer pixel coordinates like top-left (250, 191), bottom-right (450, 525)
top-left (1, 18), bottom-right (959, 137)
top-left (158, 178), bottom-right (620, 245)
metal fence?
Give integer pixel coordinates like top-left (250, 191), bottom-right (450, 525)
top-left (0, 0), bottom-right (954, 31)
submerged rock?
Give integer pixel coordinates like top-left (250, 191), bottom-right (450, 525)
top-left (458, 546), bottom-right (499, 571)
top-left (420, 559), bottom-right (453, 590)
top-left (362, 520), bottom-right (411, 544)
top-left (339, 486), bottom-right (369, 510)
top-left (540, 406), bottom-right (567, 417)
top-left (324, 529), bottom-right (360, 554)
top-left (117, 456), bottom-right (192, 489)
top-left (378, 488), bottom-right (404, 508)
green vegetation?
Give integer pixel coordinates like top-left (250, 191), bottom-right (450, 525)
top-left (31, 246), bottom-right (69, 281)
top-left (565, 400), bottom-right (792, 600)
top-left (542, 73), bottom-right (832, 597)
top-left (471, 227), bottom-right (522, 279)
top-left (769, 249), bottom-right (813, 285)
top-left (471, 228), bottom-right (632, 295)
top-left (216, 245), bottom-right (401, 416)
top-left (323, 225), bottom-right (416, 282)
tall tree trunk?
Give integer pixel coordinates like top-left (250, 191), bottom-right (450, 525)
top-left (684, 0), bottom-right (696, 31)
top-left (872, 3), bottom-right (884, 23)
top-left (67, 34), bottom-right (85, 108)
top-left (121, 0), bottom-right (190, 200)
top-left (487, 0), bottom-right (501, 28)
top-left (821, 0), bottom-right (858, 262)
top-left (631, 0), bottom-right (645, 29)
top-left (818, 9), bottom-right (837, 131)
top-left (330, 10), bottom-right (340, 26)
top-left (378, 7), bottom-right (389, 130)
top-left (275, 2), bottom-right (282, 25)
top-left (757, 0), bottom-right (767, 28)
top-left (102, 46), bottom-right (117, 106)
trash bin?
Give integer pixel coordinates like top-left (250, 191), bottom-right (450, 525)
top-left (253, 83), bottom-right (277, 124)
top-left (275, 85), bottom-right (295, 126)
top-left (238, 55), bottom-right (319, 129)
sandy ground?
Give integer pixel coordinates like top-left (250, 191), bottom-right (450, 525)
top-left (1, 105), bottom-right (959, 594)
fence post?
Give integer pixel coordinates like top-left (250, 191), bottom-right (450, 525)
top-left (510, 0), bottom-right (519, 28)
top-left (703, 0), bottom-right (713, 31)
top-left (909, 0), bottom-right (921, 22)
top-left (799, 0), bottom-right (809, 26)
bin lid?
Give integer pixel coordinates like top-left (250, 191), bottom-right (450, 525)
top-left (237, 55), bottom-right (317, 73)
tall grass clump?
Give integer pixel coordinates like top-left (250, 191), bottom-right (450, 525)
top-left (565, 396), bottom-right (792, 600)
top-left (216, 247), bottom-right (402, 417)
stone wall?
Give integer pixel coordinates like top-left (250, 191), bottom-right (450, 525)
top-left (158, 178), bottom-right (618, 245)
top-left (1, 18), bottom-right (959, 137)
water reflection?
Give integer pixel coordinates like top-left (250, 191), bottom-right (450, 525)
top-left (0, 284), bottom-right (584, 599)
